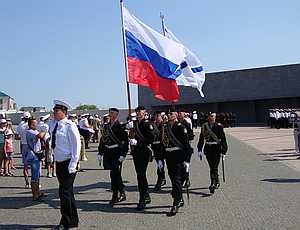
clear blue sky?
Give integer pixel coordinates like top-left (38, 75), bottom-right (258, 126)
top-left (1, 0), bottom-right (299, 110)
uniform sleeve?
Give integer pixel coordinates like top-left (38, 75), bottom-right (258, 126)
top-left (67, 123), bottom-right (81, 173)
top-left (120, 126), bottom-right (129, 157)
top-left (197, 126), bottom-right (205, 152)
top-left (98, 136), bottom-right (105, 155)
top-left (220, 127), bottom-right (228, 155)
top-left (178, 125), bottom-right (193, 162)
top-left (143, 122), bottom-right (155, 145)
top-left (185, 121), bottom-right (194, 141)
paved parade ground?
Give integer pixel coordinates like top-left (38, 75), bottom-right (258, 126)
top-left (0, 127), bottom-right (300, 230)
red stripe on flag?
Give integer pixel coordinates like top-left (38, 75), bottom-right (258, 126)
top-left (127, 57), bottom-right (179, 102)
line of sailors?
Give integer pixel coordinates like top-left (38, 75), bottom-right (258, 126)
top-left (268, 109), bottom-right (299, 129)
top-left (98, 106), bottom-right (228, 216)
top-left (181, 111), bottom-right (236, 129)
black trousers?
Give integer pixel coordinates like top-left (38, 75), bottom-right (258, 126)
top-left (132, 146), bottom-right (151, 201)
top-left (79, 129), bottom-right (90, 148)
top-left (166, 160), bottom-right (184, 203)
top-left (192, 119), bottom-right (198, 128)
top-left (93, 129), bottom-right (99, 142)
top-left (155, 159), bottom-right (165, 182)
top-left (56, 160), bottom-right (78, 228)
top-left (205, 153), bottom-right (221, 183)
top-left (110, 162), bottom-right (125, 192)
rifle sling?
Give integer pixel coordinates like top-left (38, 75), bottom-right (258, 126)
top-left (107, 123), bottom-right (123, 147)
top-left (166, 124), bottom-right (186, 150)
top-left (135, 122), bottom-right (145, 142)
top-left (204, 123), bottom-right (220, 144)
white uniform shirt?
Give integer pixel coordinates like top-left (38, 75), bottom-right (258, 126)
top-left (79, 118), bottom-right (94, 133)
top-left (49, 118), bottom-right (81, 173)
top-left (193, 113), bottom-right (198, 120)
top-left (79, 118), bottom-right (89, 130)
top-left (275, 111), bottom-right (281, 119)
top-left (16, 122), bottom-right (29, 144)
top-left (38, 121), bottom-right (50, 140)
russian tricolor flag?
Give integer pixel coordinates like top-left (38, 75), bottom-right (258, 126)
top-left (123, 6), bottom-right (186, 102)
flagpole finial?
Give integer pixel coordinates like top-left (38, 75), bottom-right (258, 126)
top-left (160, 12), bottom-right (164, 20)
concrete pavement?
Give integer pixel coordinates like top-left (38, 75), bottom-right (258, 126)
top-left (0, 129), bottom-right (299, 229)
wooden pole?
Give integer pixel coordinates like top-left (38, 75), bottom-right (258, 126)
top-left (120, 0), bottom-right (132, 116)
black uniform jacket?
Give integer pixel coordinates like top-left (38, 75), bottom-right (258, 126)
top-left (151, 121), bottom-right (164, 160)
top-left (162, 121), bottom-right (193, 163)
top-left (181, 119), bottom-right (194, 141)
top-left (133, 119), bottom-right (156, 147)
top-left (98, 120), bottom-right (128, 169)
top-left (197, 122), bottom-right (228, 155)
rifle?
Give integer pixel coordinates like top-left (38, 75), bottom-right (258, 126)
top-left (185, 165), bottom-right (190, 204)
top-left (221, 155), bottom-right (225, 183)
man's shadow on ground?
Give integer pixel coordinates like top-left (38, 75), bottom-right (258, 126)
top-left (0, 181), bottom-right (211, 215)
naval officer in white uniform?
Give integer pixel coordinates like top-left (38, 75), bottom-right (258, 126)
top-left (50, 100), bottom-right (81, 230)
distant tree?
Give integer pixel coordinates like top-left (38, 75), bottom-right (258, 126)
top-left (75, 104), bottom-right (98, 110)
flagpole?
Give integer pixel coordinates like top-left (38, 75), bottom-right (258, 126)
top-left (160, 12), bottom-right (166, 36)
top-left (120, 0), bottom-right (132, 115)
top-left (160, 13), bottom-right (176, 110)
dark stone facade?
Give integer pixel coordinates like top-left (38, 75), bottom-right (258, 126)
top-left (138, 64), bottom-right (300, 124)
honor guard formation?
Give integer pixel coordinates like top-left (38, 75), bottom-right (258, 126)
top-left (1, 102), bottom-right (300, 229)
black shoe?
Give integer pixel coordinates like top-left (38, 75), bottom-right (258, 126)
top-left (167, 206), bottom-right (178, 216)
top-left (118, 192), bottom-right (126, 202)
top-left (209, 185), bottom-right (215, 194)
top-left (136, 202), bottom-right (146, 211)
top-left (109, 193), bottom-right (119, 207)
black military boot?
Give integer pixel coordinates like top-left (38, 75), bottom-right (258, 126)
top-left (118, 190), bottom-right (126, 203)
top-left (109, 191), bottom-right (119, 207)
top-left (136, 200), bottom-right (146, 211)
top-left (154, 178), bottom-right (162, 191)
top-left (209, 180), bottom-right (216, 194)
top-left (168, 200), bottom-right (180, 216)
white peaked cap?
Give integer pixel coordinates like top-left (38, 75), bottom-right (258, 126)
top-left (53, 100), bottom-right (72, 110)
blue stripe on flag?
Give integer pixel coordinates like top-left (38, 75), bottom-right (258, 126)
top-left (126, 30), bottom-right (181, 80)
top-left (191, 66), bottom-right (203, 73)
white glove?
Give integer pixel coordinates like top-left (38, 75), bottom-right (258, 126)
top-left (198, 151), bottom-right (204, 160)
top-left (157, 160), bottom-right (164, 170)
top-left (126, 121), bottom-right (134, 129)
top-left (184, 162), bottom-right (190, 173)
top-left (222, 154), bottom-right (226, 160)
top-left (119, 156), bottom-right (125, 162)
top-left (68, 161), bottom-right (77, 174)
top-left (97, 155), bottom-right (103, 162)
top-left (129, 139), bottom-right (137, 146)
